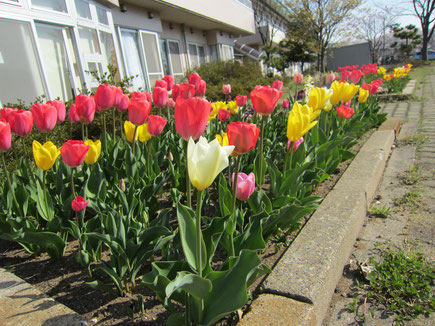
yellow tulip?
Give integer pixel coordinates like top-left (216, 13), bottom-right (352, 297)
top-left (286, 102), bottom-right (318, 142)
top-left (342, 83), bottom-right (360, 103)
top-left (377, 67), bottom-right (386, 75)
top-left (210, 101), bottom-right (227, 121)
top-left (84, 139), bottom-right (101, 164)
top-left (307, 87), bottom-right (332, 111)
top-left (215, 133), bottom-right (229, 147)
top-left (187, 137), bottom-right (234, 190)
top-left (383, 74), bottom-right (393, 81)
top-left (358, 88), bottom-right (369, 103)
top-left (124, 120), bottom-right (151, 143)
top-left (228, 101), bottom-right (238, 114)
top-left (330, 81), bottom-right (347, 105)
top-left (32, 140), bottom-right (60, 170)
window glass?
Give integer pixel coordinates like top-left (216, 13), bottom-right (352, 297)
top-left (120, 29), bottom-right (145, 90)
top-left (65, 27), bottom-right (83, 94)
top-left (99, 31), bottom-right (119, 81)
top-left (188, 43), bottom-right (199, 67)
top-left (168, 40), bottom-right (183, 74)
top-left (198, 45), bottom-right (206, 65)
top-left (209, 44), bottom-right (218, 62)
top-left (0, 18), bottom-right (45, 104)
top-left (96, 6), bottom-right (109, 25)
top-left (74, 0), bottom-right (91, 19)
top-left (140, 32), bottom-right (162, 73)
top-left (222, 45), bottom-right (234, 61)
top-left (78, 26), bottom-right (101, 54)
top-left (32, 0), bottom-right (67, 13)
top-left (35, 23), bottom-right (73, 101)
top-left (160, 39), bottom-right (170, 76)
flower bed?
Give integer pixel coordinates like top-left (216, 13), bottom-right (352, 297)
top-left (0, 63), bottom-right (402, 325)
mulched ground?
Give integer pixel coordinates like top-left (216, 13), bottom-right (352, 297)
top-left (0, 131), bottom-right (372, 325)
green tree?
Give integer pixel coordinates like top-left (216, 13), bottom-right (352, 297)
top-left (412, 0), bottom-right (435, 61)
top-left (390, 24), bottom-right (422, 61)
top-left (286, 0), bottom-right (361, 72)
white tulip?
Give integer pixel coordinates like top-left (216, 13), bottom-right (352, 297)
top-left (187, 136), bottom-right (235, 190)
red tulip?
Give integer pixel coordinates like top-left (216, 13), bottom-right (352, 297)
top-left (282, 100), bottom-right (290, 109)
top-left (114, 87), bottom-right (128, 112)
top-left (349, 70), bottom-right (363, 84)
top-left (340, 70), bottom-right (351, 82)
top-left (236, 95), bottom-right (247, 107)
top-left (272, 80), bottom-right (283, 91)
top-left (131, 91), bottom-right (151, 102)
top-left (336, 105), bottom-right (354, 119)
top-left (250, 86), bottom-right (282, 115)
top-left (227, 121), bottom-right (259, 154)
top-left (155, 80), bottom-right (167, 89)
top-left (175, 97), bottom-right (210, 140)
top-left (75, 95), bottom-right (96, 123)
top-left (46, 100), bottom-right (66, 123)
top-left (71, 196), bottom-right (89, 212)
top-left (8, 109), bottom-right (33, 136)
top-left (0, 119), bottom-right (11, 152)
top-left (153, 87), bottom-right (168, 107)
top-left (68, 104), bottom-right (81, 123)
top-left (218, 109), bottom-right (231, 121)
top-left (128, 98), bottom-right (151, 126)
top-left (94, 84), bottom-right (117, 111)
top-left (189, 73), bottom-right (202, 90)
top-left (222, 84), bottom-right (231, 94)
top-left (147, 115), bottom-right (167, 136)
top-left (31, 103), bottom-right (57, 132)
top-left (163, 75), bottom-right (174, 90)
top-left (60, 140), bottom-right (89, 167)
top-left (172, 84), bottom-right (179, 100)
top-left (178, 83), bottom-right (195, 99)
top-left (196, 80), bottom-right (206, 96)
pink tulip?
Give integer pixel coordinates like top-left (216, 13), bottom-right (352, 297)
top-left (75, 95), bottom-right (96, 123)
top-left (287, 137), bottom-right (304, 152)
top-left (272, 80), bottom-right (283, 91)
top-left (167, 98), bottom-right (176, 109)
top-left (114, 87), bottom-right (129, 112)
top-left (68, 104), bottom-right (81, 123)
top-left (282, 100), bottom-right (290, 109)
top-left (31, 103), bottom-right (57, 132)
top-left (293, 74), bottom-right (303, 84)
top-left (326, 73), bottom-right (337, 84)
top-left (94, 84), bottom-right (117, 111)
top-left (7, 109), bottom-right (33, 136)
top-left (172, 84), bottom-right (179, 101)
top-left (147, 115), bottom-right (167, 136)
top-left (232, 172), bottom-right (255, 201)
top-left (153, 87), bottom-right (168, 107)
top-left (155, 80), bottom-right (167, 89)
top-left (196, 80), bottom-right (207, 96)
top-left (46, 100), bottom-right (66, 122)
top-left (128, 98), bottom-right (151, 126)
top-left (131, 91), bottom-right (151, 102)
top-left (189, 73), bottom-right (202, 90)
top-left (222, 84), bottom-right (231, 94)
top-left (178, 83), bottom-right (195, 99)
top-left (0, 119), bottom-right (11, 152)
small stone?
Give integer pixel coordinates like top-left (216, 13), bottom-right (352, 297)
top-left (90, 318), bottom-right (98, 324)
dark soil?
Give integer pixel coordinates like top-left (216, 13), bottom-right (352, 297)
top-left (0, 131), bottom-right (372, 325)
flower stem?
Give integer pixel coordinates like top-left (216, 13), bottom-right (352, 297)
top-left (257, 115), bottom-right (266, 187)
top-left (70, 168), bottom-right (76, 198)
top-left (284, 141), bottom-right (291, 172)
top-left (102, 113), bottom-right (107, 153)
top-left (81, 122), bottom-right (85, 141)
top-left (229, 155), bottom-right (240, 257)
top-left (112, 109), bottom-right (116, 139)
top-left (1, 152), bottom-right (20, 213)
top-left (195, 189), bottom-right (203, 277)
top-left (185, 140), bottom-right (191, 208)
top-left (147, 138), bottom-right (152, 176)
top-left (132, 126), bottom-right (138, 156)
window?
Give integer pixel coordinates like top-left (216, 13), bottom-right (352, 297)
top-left (78, 26), bottom-right (101, 54)
top-left (0, 18), bottom-right (46, 104)
top-left (221, 44), bottom-right (234, 61)
top-left (35, 23), bottom-right (74, 101)
top-left (188, 43), bottom-right (206, 68)
top-left (32, 0), bottom-right (67, 13)
top-left (74, 0), bottom-right (91, 20)
top-left (209, 44), bottom-right (218, 62)
top-left (119, 29), bottom-right (146, 91)
top-left (168, 40), bottom-right (183, 77)
top-left (96, 6), bottom-right (108, 25)
top-left (99, 31), bottom-right (120, 81)
top-left (140, 31), bottom-right (164, 87)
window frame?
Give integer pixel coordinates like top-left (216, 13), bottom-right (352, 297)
top-left (187, 42), bottom-right (207, 69)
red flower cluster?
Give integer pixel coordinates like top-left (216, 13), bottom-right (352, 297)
top-left (337, 105), bottom-right (354, 119)
top-left (362, 78), bottom-right (383, 95)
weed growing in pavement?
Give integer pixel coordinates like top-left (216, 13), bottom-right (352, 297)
top-left (368, 205), bottom-right (393, 218)
top-left (400, 164), bottom-right (422, 185)
top-left (393, 189), bottom-right (422, 211)
top-left (398, 134), bottom-right (428, 147)
top-left (346, 247), bottom-right (435, 325)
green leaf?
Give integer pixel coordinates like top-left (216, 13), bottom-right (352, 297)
top-left (248, 190), bottom-right (272, 214)
top-left (98, 264), bottom-right (124, 296)
top-left (87, 163), bottom-right (105, 197)
top-left (254, 153), bottom-right (267, 187)
top-left (202, 216), bottom-right (226, 272)
top-left (35, 181), bottom-right (55, 221)
top-left (167, 313), bottom-right (185, 326)
top-left (165, 272), bottom-right (212, 299)
top-left (86, 280), bottom-right (117, 296)
top-left (218, 175), bottom-right (232, 218)
top-left (201, 250), bottom-right (261, 326)
top-left (177, 204), bottom-right (207, 274)
top-left (234, 212), bottom-right (266, 255)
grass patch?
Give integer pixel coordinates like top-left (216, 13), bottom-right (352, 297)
top-left (347, 247), bottom-right (435, 325)
top-left (368, 205), bottom-right (393, 218)
top-left (398, 134), bottom-right (427, 147)
top-left (393, 189), bottom-right (422, 211)
top-left (400, 164), bottom-right (422, 185)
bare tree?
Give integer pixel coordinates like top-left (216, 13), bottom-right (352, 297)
top-left (287, 0), bottom-right (361, 72)
top-left (412, 0), bottom-right (435, 60)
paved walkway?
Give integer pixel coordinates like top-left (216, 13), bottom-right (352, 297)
top-left (323, 69), bottom-right (435, 325)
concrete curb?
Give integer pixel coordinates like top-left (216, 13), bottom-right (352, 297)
top-left (378, 79), bottom-right (416, 101)
top-left (0, 268), bottom-right (87, 326)
top-left (242, 129), bottom-right (396, 326)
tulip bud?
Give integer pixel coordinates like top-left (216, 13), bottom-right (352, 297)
top-left (272, 80), bottom-right (283, 91)
top-left (71, 196), bottom-right (89, 212)
top-left (120, 178), bottom-right (126, 191)
top-left (232, 172), bottom-right (255, 201)
top-left (222, 84), bottom-right (231, 94)
top-left (293, 74), bottom-right (303, 84)
top-left (167, 151), bottom-right (173, 161)
top-left (282, 100), bottom-right (290, 109)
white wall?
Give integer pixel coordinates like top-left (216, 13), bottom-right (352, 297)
top-left (111, 3), bottom-right (163, 32)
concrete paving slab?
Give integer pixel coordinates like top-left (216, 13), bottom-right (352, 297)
top-left (0, 268), bottom-right (87, 326)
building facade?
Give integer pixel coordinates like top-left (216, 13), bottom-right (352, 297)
top-left (0, 0), bottom-right (286, 106)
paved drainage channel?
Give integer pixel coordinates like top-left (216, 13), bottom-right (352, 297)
top-left (0, 121), bottom-right (399, 326)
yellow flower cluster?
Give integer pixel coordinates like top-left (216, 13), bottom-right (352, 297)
top-left (330, 81), bottom-right (360, 105)
top-left (286, 102), bottom-right (320, 142)
top-left (124, 120), bottom-right (151, 143)
top-left (209, 101), bottom-right (238, 121)
top-left (377, 66), bottom-right (386, 75)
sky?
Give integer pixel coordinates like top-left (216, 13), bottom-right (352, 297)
top-left (365, 0), bottom-right (422, 28)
